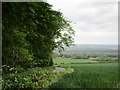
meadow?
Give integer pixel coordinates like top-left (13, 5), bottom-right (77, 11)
top-left (53, 58), bottom-right (99, 65)
top-left (49, 59), bottom-right (118, 88)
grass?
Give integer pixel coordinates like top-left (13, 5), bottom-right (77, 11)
top-left (53, 58), bottom-right (99, 65)
top-left (49, 62), bottom-right (118, 88)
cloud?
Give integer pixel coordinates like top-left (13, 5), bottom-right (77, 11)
top-left (48, 0), bottom-right (118, 44)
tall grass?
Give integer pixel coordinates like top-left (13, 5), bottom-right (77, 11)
top-left (49, 63), bottom-right (118, 88)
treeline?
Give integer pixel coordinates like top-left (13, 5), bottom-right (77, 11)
top-left (2, 2), bottom-right (74, 74)
top-left (53, 53), bottom-right (118, 59)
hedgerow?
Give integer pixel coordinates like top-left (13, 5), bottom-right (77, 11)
top-left (2, 67), bottom-right (74, 89)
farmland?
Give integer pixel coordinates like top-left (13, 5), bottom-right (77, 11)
top-left (49, 44), bottom-right (118, 88)
top-left (49, 62), bottom-right (118, 88)
top-left (53, 58), bottom-right (99, 65)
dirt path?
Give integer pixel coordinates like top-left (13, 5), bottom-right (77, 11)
top-left (54, 67), bottom-right (65, 72)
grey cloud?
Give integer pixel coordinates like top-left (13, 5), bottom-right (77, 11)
top-left (48, 0), bottom-right (118, 44)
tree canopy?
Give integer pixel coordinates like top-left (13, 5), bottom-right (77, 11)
top-left (2, 2), bottom-right (74, 72)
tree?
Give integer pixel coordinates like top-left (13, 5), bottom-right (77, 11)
top-left (2, 2), bottom-right (74, 70)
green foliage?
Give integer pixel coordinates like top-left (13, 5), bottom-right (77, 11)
top-left (2, 65), bottom-right (25, 75)
top-left (2, 2), bottom-right (74, 72)
top-left (2, 67), bottom-right (73, 89)
top-left (34, 58), bottom-right (53, 67)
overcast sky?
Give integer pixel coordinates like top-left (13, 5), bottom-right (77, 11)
top-left (48, 0), bottom-right (118, 45)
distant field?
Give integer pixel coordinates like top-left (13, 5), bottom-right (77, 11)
top-left (50, 62), bottom-right (118, 88)
top-left (53, 58), bottom-right (99, 65)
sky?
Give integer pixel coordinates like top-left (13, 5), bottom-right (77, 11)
top-left (48, 0), bottom-right (118, 45)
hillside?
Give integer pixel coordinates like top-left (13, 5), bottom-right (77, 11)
top-left (62, 44), bottom-right (118, 54)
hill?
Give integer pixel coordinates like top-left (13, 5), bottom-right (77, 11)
top-left (63, 44), bottom-right (118, 54)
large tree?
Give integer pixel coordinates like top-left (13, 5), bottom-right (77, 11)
top-left (2, 2), bottom-right (74, 70)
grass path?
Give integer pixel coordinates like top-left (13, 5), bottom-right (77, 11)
top-left (54, 67), bottom-right (65, 72)
top-left (49, 63), bottom-right (118, 88)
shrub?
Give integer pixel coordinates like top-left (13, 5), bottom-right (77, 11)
top-left (2, 65), bottom-right (25, 75)
top-left (34, 58), bottom-right (53, 67)
top-left (2, 67), bottom-right (73, 89)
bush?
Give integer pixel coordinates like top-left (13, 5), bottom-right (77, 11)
top-left (2, 67), bottom-right (73, 89)
top-left (2, 65), bottom-right (25, 75)
top-left (34, 58), bottom-right (53, 67)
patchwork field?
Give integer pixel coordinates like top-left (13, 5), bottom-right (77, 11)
top-left (49, 61), bottom-right (118, 88)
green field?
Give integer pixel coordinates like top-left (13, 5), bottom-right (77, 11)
top-left (49, 59), bottom-right (118, 88)
top-left (53, 58), bottom-right (99, 65)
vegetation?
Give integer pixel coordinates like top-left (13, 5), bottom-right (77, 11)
top-left (2, 66), bottom-right (73, 89)
top-left (49, 63), bottom-right (118, 88)
top-left (0, 76), bottom-right (1, 90)
top-left (2, 1), bottom-right (118, 89)
top-left (2, 2), bottom-right (74, 74)
top-left (2, 2), bottom-right (75, 89)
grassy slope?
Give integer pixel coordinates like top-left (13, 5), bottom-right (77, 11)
top-left (49, 63), bottom-right (118, 88)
